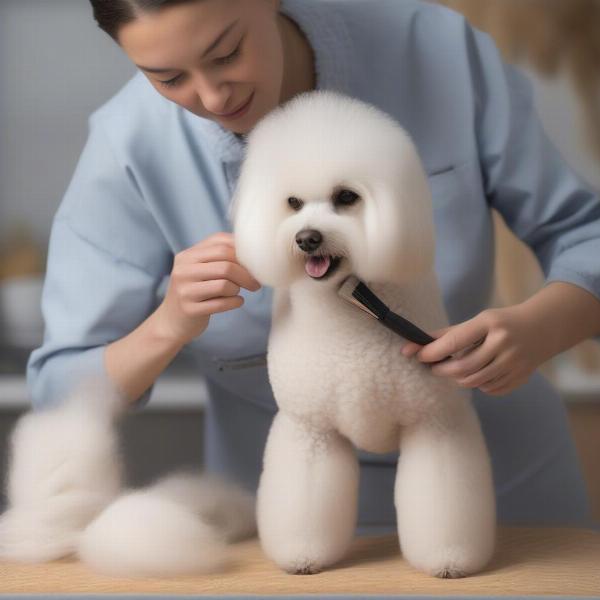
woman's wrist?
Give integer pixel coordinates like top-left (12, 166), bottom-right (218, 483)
top-left (104, 307), bottom-right (187, 405)
top-left (148, 303), bottom-right (190, 350)
top-left (516, 281), bottom-right (600, 361)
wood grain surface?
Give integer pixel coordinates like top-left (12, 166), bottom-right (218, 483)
top-left (0, 527), bottom-right (599, 596)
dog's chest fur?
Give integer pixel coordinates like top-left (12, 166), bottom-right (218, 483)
top-left (267, 273), bottom-right (465, 454)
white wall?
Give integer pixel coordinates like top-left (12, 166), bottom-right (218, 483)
top-left (0, 0), bottom-right (135, 248)
top-left (0, 1), bottom-right (598, 251)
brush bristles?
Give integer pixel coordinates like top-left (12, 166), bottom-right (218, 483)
top-left (338, 276), bottom-right (381, 320)
top-left (350, 280), bottom-right (389, 320)
top-left (338, 275), bottom-right (360, 301)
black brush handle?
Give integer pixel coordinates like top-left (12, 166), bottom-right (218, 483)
top-left (351, 280), bottom-right (436, 346)
top-left (380, 309), bottom-right (435, 345)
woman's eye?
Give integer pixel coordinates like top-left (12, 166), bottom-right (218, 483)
top-left (333, 189), bottom-right (360, 207)
top-left (288, 196), bottom-right (303, 211)
top-left (159, 73), bottom-right (185, 89)
top-left (158, 38), bottom-right (244, 89)
top-left (214, 41), bottom-right (242, 66)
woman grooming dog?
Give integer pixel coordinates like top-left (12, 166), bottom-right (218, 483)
top-left (23, 0), bottom-right (600, 556)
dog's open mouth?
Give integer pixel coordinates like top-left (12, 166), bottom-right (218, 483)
top-left (305, 255), bottom-right (342, 279)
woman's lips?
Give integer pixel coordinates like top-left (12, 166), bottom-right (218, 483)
top-left (216, 92), bottom-right (254, 120)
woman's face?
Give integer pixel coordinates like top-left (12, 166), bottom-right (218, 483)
top-left (118, 0), bottom-right (288, 134)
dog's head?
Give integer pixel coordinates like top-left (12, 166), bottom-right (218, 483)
top-left (230, 91), bottom-right (434, 289)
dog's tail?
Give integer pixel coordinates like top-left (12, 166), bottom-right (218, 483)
top-left (78, 470), bottom-right (257, 578)
top-left (0, 374), bottom-right (257, 577)
top-left (0, 376), bottom-right (125, 562)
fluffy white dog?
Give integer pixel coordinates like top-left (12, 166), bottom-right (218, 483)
top-left (231, 90), bottom-right (496, 578)
top-left (0, 91), bottom-right (495, 580)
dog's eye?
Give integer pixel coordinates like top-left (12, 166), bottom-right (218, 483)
top-left (333, 189), bottom-right (360, 207)
top-left (288, 197), bottom-right (303, 211)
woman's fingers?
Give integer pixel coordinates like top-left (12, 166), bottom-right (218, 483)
top-left (184, 295), bottom-right (245, 317)
top-left (455, 359), bottom-right (504, 388)
top-left (174, 242), bottom-right (261, 291)
top-left (417, 320), bottom-right (487, 363)
top-left (182, 279), bottom-right (241, 302)
top-left (401, 342), bottom-right (423, 357)
top-left (480, 372), bottom-right (528, 395)
top-left (401, 327), bottom-right (451, 358)
top-left (183, 240), bottom-right (237, 263)
top-left (429, 340), bottom-right (496, 379)
top-left (186, 261), bottom-right (261, 291)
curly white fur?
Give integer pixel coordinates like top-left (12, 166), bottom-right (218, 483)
top-left (78, 470), bottom-right (256, 578)
top-left (0, 376), bottom-right (124, 563)
top-left (0, 376), bottom-right (256, 578)
top-left (231, 91), bottom-right (497, 578)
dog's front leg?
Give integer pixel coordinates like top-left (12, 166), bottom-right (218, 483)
top-left (394, 399), bottom-right (496, 578)
top-left (257, 411), bottom-right (359, 574)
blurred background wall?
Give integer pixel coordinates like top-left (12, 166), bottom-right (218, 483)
top-left (0, 0), bottom-right (135, 249)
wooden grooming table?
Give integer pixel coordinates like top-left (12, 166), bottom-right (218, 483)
top-left (0, 527), bottom-right (599, 599)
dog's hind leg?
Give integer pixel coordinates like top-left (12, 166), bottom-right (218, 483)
top-left (256, 411), bottom-right (359, 574)
top-left (394, 398), bottom-right (496, 578)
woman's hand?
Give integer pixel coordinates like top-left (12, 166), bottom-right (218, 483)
top-left (155, 232), bottom-right (261, 346)
top-left (400, 304), bottom-right (547, 396)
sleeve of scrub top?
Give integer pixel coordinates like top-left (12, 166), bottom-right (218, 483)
top-left (468, 24), bottom-right (600, 341)
top-left (26, 115), bottom-right (173, 412)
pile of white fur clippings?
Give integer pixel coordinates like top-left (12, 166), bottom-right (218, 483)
top-left (0, 376), bottom-right (256, 578)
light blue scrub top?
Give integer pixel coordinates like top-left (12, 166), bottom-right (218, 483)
top-left (27, 0), bottom-right (600, 530)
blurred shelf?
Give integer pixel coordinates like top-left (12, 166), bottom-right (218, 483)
top-left (555, 361), bottom-right (600, 403)
top-left (0, 344), bottom-right (208, 411)
top-left (0, 344), bottom-right (31, 376)
top-left (0, 373), bottom-right (208, 411)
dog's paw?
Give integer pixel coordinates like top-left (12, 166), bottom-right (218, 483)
top-left (434, 566), bottom-right (467, 579)
top-left (267, 544), bottom-right (327, 575)
top-left (284, 558), bottom-right (322, 575)
top-left (401, 543), bottom-right (490, 579)
top-left (418, 552), bottom-right (484, 579)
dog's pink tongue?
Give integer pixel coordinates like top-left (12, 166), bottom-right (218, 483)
top-left (306, 256), bottom-right (330, 278)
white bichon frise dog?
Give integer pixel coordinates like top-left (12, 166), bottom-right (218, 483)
top-left (0, 90), bottom-right (495, 580)
top-left (231, 90), bottom-right (496, 578)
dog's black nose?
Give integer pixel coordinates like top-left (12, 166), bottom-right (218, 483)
top-left (295, 229), bottom-right (322, 253)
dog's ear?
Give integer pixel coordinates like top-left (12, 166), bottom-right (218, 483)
top-left (356, 154), bottom-right (436, 286)
top-left (230, 172), bottom-right (291, 288)
top-left (230, 183), bottom-right (268, 285)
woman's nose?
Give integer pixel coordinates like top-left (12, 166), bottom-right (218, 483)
top-left (191, 72), bottom-right (232, 115)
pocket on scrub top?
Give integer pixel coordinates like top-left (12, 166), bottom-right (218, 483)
top-left (427, 161), bottom-right (480, 226)
top-left (428, 164), bottom-right (464, 207)
top-left (210, 351), bottom-right (276, 411)
top-left (427, 159), bottom-right (494, 326)
top-left (213, 352), bottom-right (267, 372)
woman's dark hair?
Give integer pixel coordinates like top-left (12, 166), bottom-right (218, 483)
top-left (89, 0), bottom-right (201, 41)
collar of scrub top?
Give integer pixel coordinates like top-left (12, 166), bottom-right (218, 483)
top-left (184, 0), bottom-right (354, 165)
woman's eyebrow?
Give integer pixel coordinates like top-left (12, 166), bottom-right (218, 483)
top-left (136, 19), bottom-right (240, 73)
